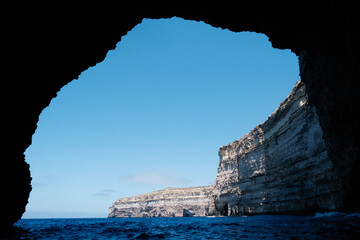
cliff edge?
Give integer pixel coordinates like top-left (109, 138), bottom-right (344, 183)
top-left (212, 81), bottom-right (341, 216)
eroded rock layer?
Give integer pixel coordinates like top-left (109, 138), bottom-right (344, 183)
top-left (108, 186), bottom-right (213, 218)
top-left (212, 81), bottom-right (341, 216)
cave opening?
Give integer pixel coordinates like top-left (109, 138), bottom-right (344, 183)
top-left (22, 17), bottom-right (299, 219)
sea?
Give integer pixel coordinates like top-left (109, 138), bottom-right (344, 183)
top-left (10, 212), bottom-right (360, 239)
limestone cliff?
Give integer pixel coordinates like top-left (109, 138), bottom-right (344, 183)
top-left (109, 81), bottom-right (344, 217)
top-left (211, 81), bottom-right (342, 216)
top-left (108, 186), bottom-right (213, 218)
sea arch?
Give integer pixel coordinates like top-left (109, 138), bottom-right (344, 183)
top-left (3, 3), bottom-right (360, 232)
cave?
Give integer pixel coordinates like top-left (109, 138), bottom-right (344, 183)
top-left (2, 2), bottom-right (360, 233)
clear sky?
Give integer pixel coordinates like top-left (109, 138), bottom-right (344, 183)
top-left (23, 17), bottom-right (299, 218)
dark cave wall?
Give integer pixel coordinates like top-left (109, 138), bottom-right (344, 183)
top-left (2, 2), bottom-right (360, 232)
top-left (299, 48), bottom-right (360, 211)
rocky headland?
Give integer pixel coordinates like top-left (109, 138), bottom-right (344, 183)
top-left (109, 186), bottom-right (213, 217)
top-left (109, 81), bottom-right (342, 217)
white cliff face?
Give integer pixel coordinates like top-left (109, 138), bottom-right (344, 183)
top-left (109, 81), bottom-right (342, 218)
top-left (212, 81), bottom-right (342, 216)
top-left (108, 186), bottom-right (213, 218)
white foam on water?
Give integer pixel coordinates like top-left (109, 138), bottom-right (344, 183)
top-left (312, 212), bottom-right (345, 218)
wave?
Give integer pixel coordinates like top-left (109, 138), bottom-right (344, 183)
top-left (346, 213), bottom-right (360, 218)
top-left (312, 211), bottom-right (360, 218)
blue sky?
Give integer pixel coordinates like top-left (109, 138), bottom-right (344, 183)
top-left (23, 17), bottom-right (299, 218)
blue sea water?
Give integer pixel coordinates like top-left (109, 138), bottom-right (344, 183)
top-left (13, 213), bottom-right (360, 239)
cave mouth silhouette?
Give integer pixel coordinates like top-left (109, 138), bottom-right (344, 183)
top-left (3, 3), bottom-right (360, 234)
top-left (23, 17), bottom-right (299, 219)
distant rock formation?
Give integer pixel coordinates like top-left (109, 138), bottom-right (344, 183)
top-left (109, 81), bottom-right (342, 217)
top-left (108, 186), bottom-right (213, 218)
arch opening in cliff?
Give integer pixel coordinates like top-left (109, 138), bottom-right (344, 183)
top-left (22, 17), bottom-right (299, 219)
top-left (4, 3), bottom-right (360, 233)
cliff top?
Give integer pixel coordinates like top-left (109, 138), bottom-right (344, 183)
top-left (113, 185), bottom-right (213, 204)
top-left (219, 80), bottom-right (304, 153)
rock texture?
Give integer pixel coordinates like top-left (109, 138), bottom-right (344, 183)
top-left (212, 81), bottom-right (341, 216)
top-left (3, 2), bottom-right (360, 233)
top-left (109, 186), bottom-right (213, 218)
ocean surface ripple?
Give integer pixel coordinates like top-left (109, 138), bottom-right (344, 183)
top-left (12, 213), bottom-right (360, 239)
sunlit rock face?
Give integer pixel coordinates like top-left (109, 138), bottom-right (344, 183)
top-left (108, 186), bottom-right (213, 218)
top-left (211, 81), bottom-right (342, 216)
top-left (109, 81), bottom-right (343, 217)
